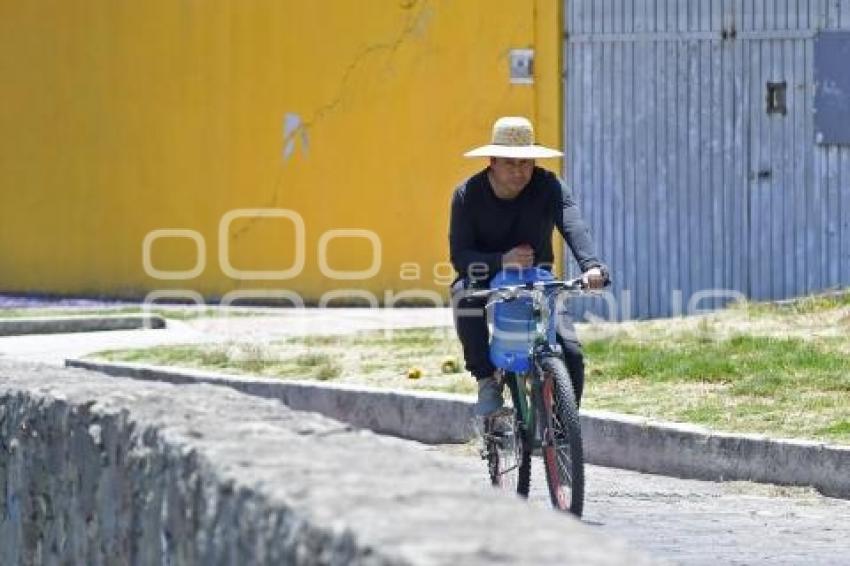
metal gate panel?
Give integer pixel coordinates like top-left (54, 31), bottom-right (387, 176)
top-left (820, 1), bottom-right (850, 290)
top-left (740, 0), bottom-right (850, 299)
top-left (743, 35), bottom-right (809, 301)
top-left (565, 0), bottom-right (746, 320)
top-left (564, 0), bottom-right (850, 320)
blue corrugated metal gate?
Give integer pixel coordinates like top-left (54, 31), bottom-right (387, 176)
top-left (563, 0), bottom-right (850, 320)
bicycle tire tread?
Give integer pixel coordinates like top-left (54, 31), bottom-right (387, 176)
top-left (539, 356), bottom-right (585, 517)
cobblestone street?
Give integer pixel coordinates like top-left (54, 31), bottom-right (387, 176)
top-left (432, 444), bottom-right (850, 565)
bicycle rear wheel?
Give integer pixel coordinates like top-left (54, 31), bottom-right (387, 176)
top-left (483, 408), bottom-right (531, 496)
top-left (538, 356), bottom-right (585, 516)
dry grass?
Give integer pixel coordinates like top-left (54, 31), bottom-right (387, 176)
top-left (94, 327), bottom-right (474, 395)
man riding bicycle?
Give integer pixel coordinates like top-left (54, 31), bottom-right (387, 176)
top-left (449, 116), bottom-right (608, 417)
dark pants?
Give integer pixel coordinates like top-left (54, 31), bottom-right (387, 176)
top-left (451, 284), bottom-right (585, 407)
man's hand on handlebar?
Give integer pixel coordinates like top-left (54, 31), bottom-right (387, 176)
top-left (582, 267), bottom-right (607, 290)
top-left (502, 244), bottom-right (534, 269)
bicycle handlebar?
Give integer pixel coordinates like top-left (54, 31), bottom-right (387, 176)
top-left (464, 276), bottom-right (610, 302)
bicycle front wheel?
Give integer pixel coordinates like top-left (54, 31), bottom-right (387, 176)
top-left (538, 356), bottom-right (585, 517)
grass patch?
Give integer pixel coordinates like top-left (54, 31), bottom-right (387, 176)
top-left (584, 335), bottom-right (850, 394)
top-left (91, 328), bottom-right (469, 394)
top-left (293, 352), bottom-right (342, 380)
top-left (89, 308), bottom-right (850, 444)
top-left (581, 332), bottom-right (850, 443)
top-left (816, 421), bottom-right (850, 438)
top-left (732, 289), bottom-right (850, 317)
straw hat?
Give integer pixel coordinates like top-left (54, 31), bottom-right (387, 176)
top-left (464, 116), bottom-right (563, 159)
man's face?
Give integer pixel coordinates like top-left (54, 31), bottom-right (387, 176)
top-left (489, 157), bottom-right (534, 197)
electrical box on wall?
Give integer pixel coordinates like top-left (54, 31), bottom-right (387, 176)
top-left (814, 31), bottom-right (850, 145)
top-left (510, 49), bottom-right (534, 84)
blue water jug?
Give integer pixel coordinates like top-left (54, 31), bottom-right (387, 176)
top-left (489, 267), bottom-right (554, 372)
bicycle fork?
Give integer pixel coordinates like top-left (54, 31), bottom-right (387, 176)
top-left (531, 357), bottom-right (560, 455)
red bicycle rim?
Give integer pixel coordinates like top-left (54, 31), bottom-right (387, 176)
top-left (542, 377), bottom-right (570, 510)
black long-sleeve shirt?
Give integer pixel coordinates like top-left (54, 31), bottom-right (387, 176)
top-left (449, 166), bottom-right (604, 283)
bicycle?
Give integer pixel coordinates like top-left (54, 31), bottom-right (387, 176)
top-left (467, 268), bottom-right (607, 517)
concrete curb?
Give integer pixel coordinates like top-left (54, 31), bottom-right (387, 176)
top-left (66, 358), bottom-right (476, 444)
top-left (66, 358), bottom-right (850, 499)
top-left (0, 314), bottom-right (166, 336)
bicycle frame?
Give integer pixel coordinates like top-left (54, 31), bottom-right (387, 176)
top-left (471, 278), bottom-right (588, 451)
top-left (473, 273), bottom-right (609, 514)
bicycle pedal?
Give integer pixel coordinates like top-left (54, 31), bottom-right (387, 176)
top-left (485, 425), bottom-right (511, 439)
top-left (487, 407), bottom-right (514, 419)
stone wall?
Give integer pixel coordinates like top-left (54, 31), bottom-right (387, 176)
top-left (0, 362), bottom-right (651, 565)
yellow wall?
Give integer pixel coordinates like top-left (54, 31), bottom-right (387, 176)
top-left (0, 0), bottom-right (562, 304)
